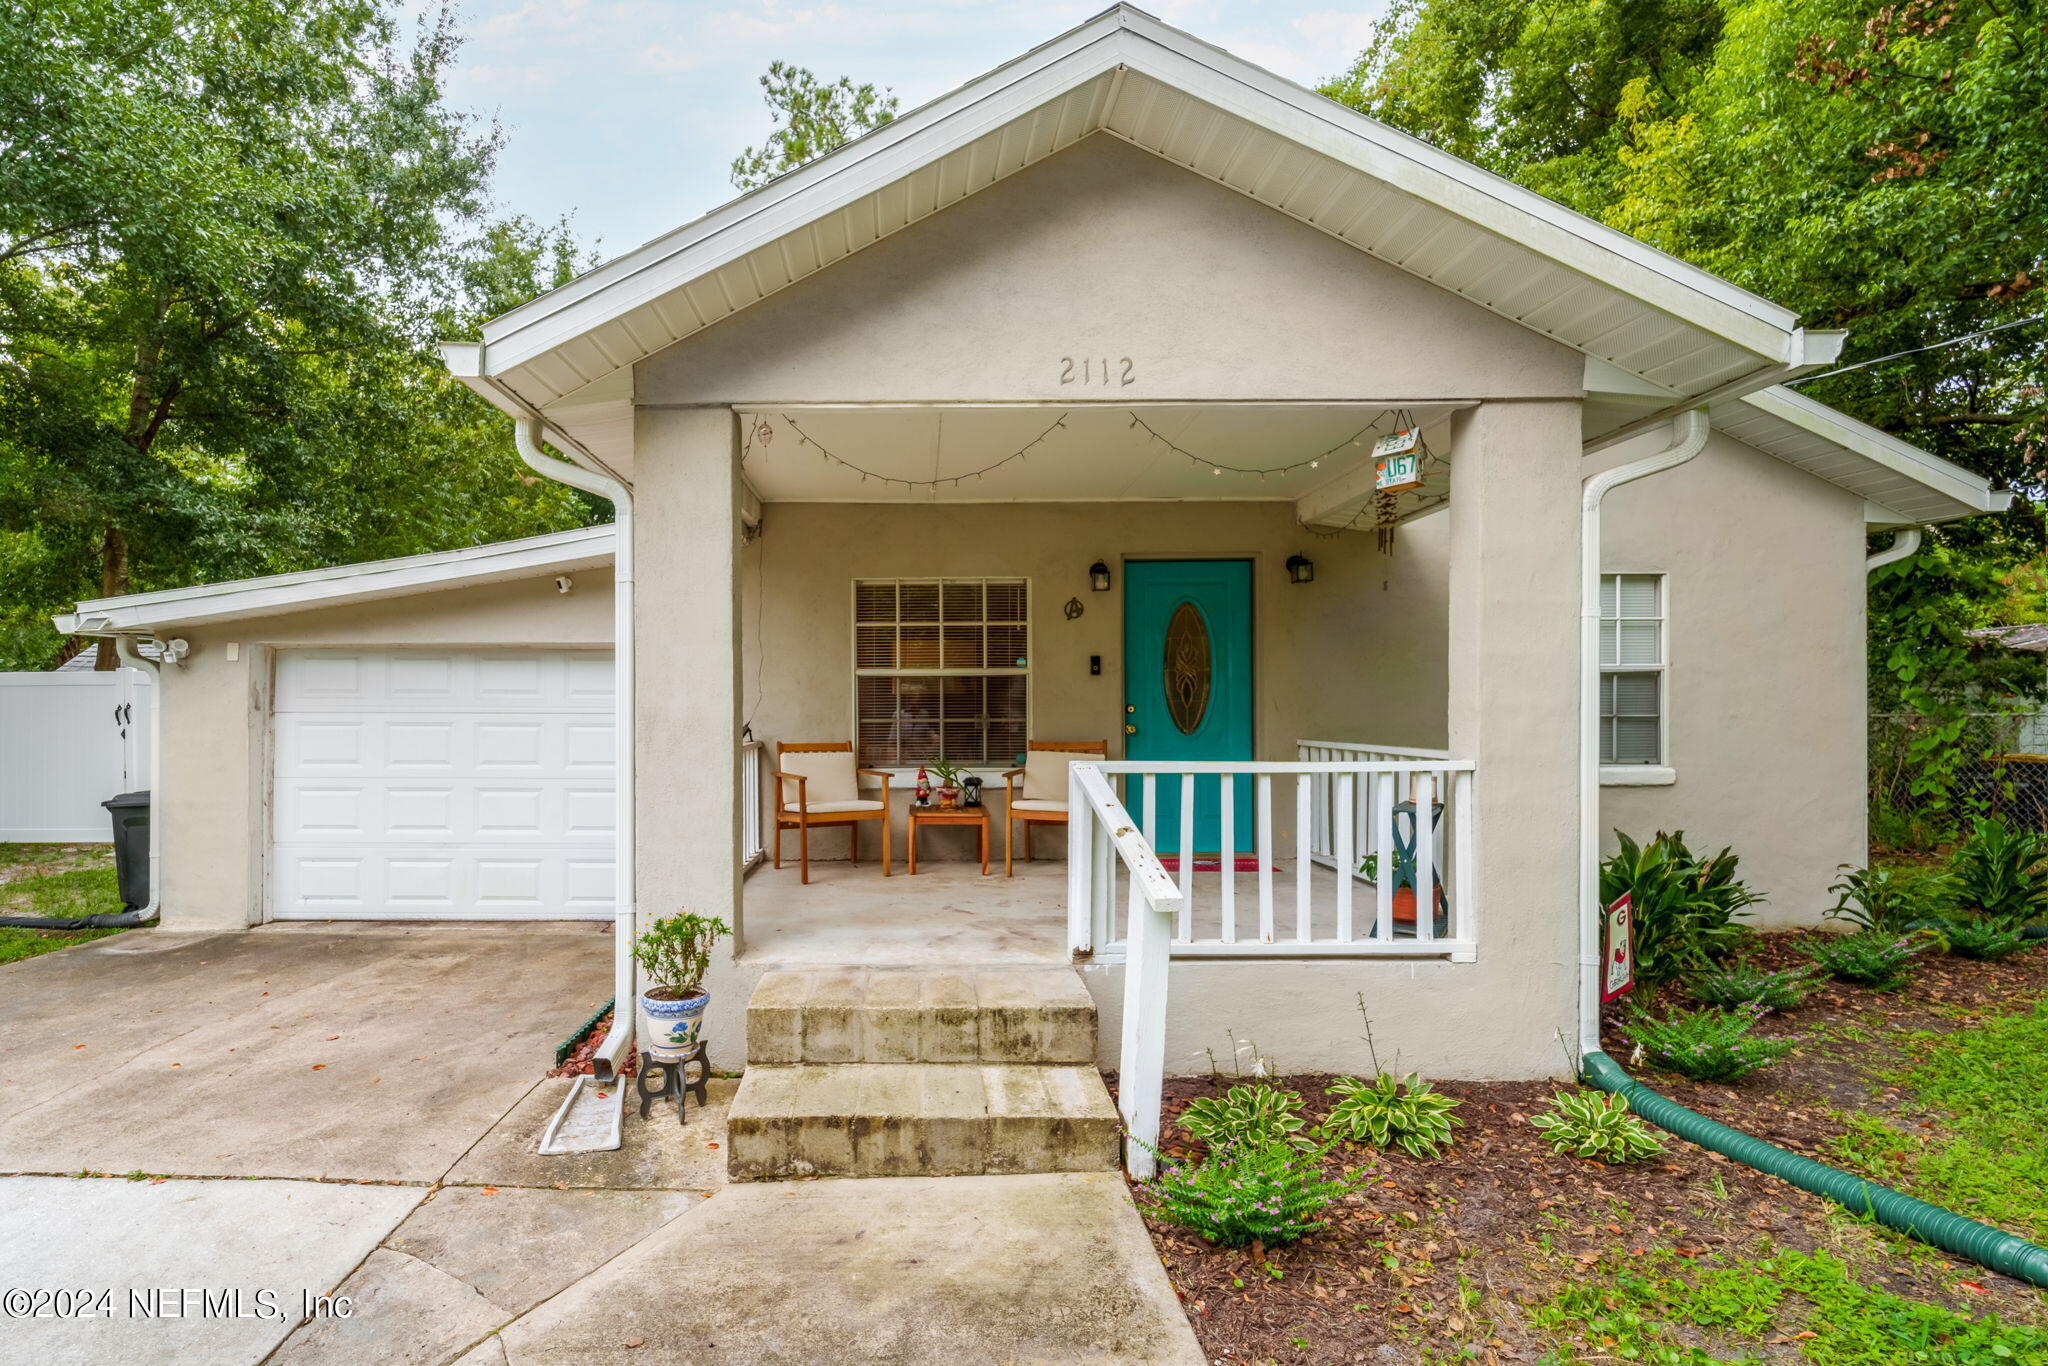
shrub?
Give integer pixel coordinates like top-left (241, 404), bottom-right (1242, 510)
top-left (1686, 964), bottom-right (1820, 1012)
top-left (1938, 916), bottom-right (2032, 962)
top-left (1320, 1071), bottom-right (1463, 1158)
top-left (1948, 818), bottom-right (2048, 929)
top-left (1622, 1006), bottom-right (1793, 1082)
top-left (1178, 1083), bottom-right (1308, 1150)
top-left (1530, 1091), bottom-right (1666, 1164)
top-left (1600, 831), bottom-right (1762, 985)
top-left (1802, 931), bottom-right (1928, 990)
top-left (1141, 1139), bottom-right (1364, 1248)
top-left (631, 911), bottom-right (731, 994)
top-left (1824, 864), bottom-right (1946, 933)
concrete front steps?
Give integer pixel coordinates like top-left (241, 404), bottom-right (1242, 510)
top-left (728, 966), bottom-right (1119, 1180)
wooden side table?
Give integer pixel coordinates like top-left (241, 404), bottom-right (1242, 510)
top-left (908, 804), bottom-right (990, 875)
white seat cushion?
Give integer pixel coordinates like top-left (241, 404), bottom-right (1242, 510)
top-left (1010, 798), bottom-right (1068, 814)
top-left (783, 798), bottom-right (885, 815)
top-left (779, 749), bottom-right (860, 806)
top-left (1023, 749), bottom-right (1100, 802)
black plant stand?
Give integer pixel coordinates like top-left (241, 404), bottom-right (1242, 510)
top-left (637, 1040), bottom-right (709, 1125)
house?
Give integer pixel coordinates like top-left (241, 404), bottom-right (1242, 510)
top-left (56, 7), bottom-right (2008, 1106)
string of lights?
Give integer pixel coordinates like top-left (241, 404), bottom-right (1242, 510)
top-left (1123, 409), bottom-right (1410, 480)
top-left (771, 411), bottom-right (1072, 489)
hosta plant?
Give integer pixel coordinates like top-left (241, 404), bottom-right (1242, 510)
top-left (1801, 931), bottom-right (1928, 991)
top-left (1321, 1072), bottom-right (1462, 1158)
top-left (1530, 1091), bottom-right (1666, 1165)
top-left (1687, 964), bottom-right (1820, 1012)
top-left (1140, 1138), bottom-right (1364, 1248)
top-left (1622, 1006), bottom-right (1793, 1083)
top-left (1938, 917), bottom-right (2032, 962)
top-left (1177, 1083), bottom-right (1308, 1150)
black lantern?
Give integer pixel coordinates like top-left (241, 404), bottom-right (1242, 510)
top-left (1088, 560), bottom-right (1112, 591)
top-left (1285, 553), bottom-right (1315, 585)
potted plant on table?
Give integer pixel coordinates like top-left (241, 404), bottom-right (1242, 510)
top-left (633, 911), bottom-right (732, 1063)
top-left (927, 759), bottom-right (971, 810)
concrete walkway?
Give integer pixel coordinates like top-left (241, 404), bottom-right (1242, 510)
top-left (0, 925), bottom-right (1204, 1366)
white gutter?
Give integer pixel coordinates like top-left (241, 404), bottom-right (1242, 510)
top-left (1579, 409), bottom-right (1712, 1055)
top-left (515, 418), bottom-right (638, 1081)
top-left (1866, 526), bottom-right (1923, 573)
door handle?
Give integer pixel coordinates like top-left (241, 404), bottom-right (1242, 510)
top-left (1124, 723), bottom-right (1138, 735)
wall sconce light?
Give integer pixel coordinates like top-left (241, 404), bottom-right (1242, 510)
top-left (1088, 560), bottom-right (1112, 592)
top-left (1285, 554), bottom-right (1315, 585)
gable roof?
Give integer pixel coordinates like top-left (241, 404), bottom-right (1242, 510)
top-left (448, 4), bottom-right (1838, 449)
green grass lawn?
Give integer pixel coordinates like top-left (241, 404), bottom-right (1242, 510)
top-left (0, 843), bottom-right (128, 964)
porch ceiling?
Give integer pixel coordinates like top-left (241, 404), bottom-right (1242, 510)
top-left (737, 403), bottom-right (1460, 526)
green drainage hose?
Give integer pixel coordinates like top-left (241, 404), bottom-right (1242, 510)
top-left (1581, 1050), bottom-right (2048, 1290)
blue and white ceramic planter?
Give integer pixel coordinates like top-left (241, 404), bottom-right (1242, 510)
top-left (638, 988), bottom-right (710, 1063)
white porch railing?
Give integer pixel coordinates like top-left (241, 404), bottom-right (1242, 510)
top-left (1068, 750), bottom-right (1476, 962)
top-left (1298, 739), bottom-right (1453, 879)
top-left (1068, 763), bottom-right (1185, 1179)
top-left (741, 740), bottom-right (765, 869)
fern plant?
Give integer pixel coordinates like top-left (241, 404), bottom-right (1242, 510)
top-left (1178, 1083), bottom-right (1308, 1150)
top-left (1622, 1006), bottom-right (1793, 1082)
top-left (1938, 916), bottom-right (2032, 962)
top-left (1530, 1091), bottom-right (1666, 1164)
top-left (1686, 964), bottom-right (1820, 1012)
top-left (1140, 1138), bottom-right (1364, 1248)
top-left (1320, 1072), bottom-right (1462, 1158)
top-left (1801, 931), bottom-right (1928, 990)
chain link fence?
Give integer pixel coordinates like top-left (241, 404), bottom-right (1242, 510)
top-left (1870, 711), bottom-right (2048, 848)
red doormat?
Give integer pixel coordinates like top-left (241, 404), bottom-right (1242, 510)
top-left (1156, 855), bottom-right (1272, 872)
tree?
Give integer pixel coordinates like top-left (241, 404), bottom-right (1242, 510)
top-left (0, 0), bottom-right (597, 669)
top-left (1323, 0), bottom-right (2046, 670)
top-left (730, 61), bottom-right (898, 191)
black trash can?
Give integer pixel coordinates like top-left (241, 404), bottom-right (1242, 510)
top-left (103, 790), bottom-right (151, 912)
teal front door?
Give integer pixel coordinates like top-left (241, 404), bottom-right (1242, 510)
top-left (1123, 560), bottom-right (1254, 855)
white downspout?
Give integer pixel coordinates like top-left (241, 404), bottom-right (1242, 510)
top-left (1579, 409), bottom-right (1711, 1056)
top-left (1866, 526), bottom-right (1923, 573)
top-left (515, 418), bottom-right (638, 1080)
top-left (117, 635), bottom-right (161, 922)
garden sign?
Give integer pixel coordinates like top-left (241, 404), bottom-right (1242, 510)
top-left (1600, 892), bottom-right (1635, 1003)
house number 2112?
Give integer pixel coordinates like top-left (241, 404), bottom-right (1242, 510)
top-left (1059, 356), bottom-right (1135, 387)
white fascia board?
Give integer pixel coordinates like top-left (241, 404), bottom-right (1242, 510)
top-left (1740, 386), bottom-right (1998, 514)
top-left (54, 526), bottom-right (617, 635)
top-left (472, 4), bottom-right (1805, 384)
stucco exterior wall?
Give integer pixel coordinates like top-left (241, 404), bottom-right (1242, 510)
top-left (635, 135), bottom-right (1581, 410)
top-left (151, 571), bottom-right (614, 932)
top-left (1592, 430), bottom-right (1869, 926)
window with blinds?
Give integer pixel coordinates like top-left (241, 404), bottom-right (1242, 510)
top-left (1600, 573), bottom-right (1665, 765)
top-left (853, 579), bottom-right (1028, 767)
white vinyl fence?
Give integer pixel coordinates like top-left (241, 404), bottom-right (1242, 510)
top-left (0, 670), bottom-right (154, 841)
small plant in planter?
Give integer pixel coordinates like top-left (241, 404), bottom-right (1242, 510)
top-left (1319, 1072), bottom-right (1462, 1158)
top-left (926, 759), bottom-right (971, 810)
top-left (632, 911), bottom-right (732, 1062)
top-left (1801, 931), bottom-right (1928, 990)
top-left (1937, 916), bottom-right (2033, 962)
top-left (1139, 1137), bottom-right (1364, 1248)
top-left (1687, 963), bottom-right (1821, 1012)
top-left (1179, 1082), bottom-right (1309, 1150)
top-left (1622, 1005), bottom-right (1793, 1082)
top-left (1530, 1090), bottom-right (1665, 1164)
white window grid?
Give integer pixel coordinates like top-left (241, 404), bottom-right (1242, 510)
top-left (1599, 573), bottom-right (1665, 766)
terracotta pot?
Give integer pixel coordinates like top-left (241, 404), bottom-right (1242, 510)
top-left (638, 986), bottom-right (709, 1062)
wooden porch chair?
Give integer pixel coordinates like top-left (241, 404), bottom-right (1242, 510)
top-left (1003, 740), bottom-right (1108, 876)
top-left (774, 742), bottom-right (892, 884)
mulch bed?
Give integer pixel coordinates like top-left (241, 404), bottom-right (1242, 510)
top-left (546, 1011), bottom-right (638, 1078)
top-left (1124, 931), bottom-right (2048, 1365)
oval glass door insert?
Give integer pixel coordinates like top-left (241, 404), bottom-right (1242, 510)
top-left (1163, 601), bottom-right (1212, 735)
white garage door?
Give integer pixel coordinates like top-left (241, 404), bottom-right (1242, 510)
top-left (270, 650), bottom-right (614, 920)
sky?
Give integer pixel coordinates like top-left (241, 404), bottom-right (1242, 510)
top-left (433, 1), bottom-right (1388, 257)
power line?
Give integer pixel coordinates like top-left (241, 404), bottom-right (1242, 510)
top-left (1787, 314), bottom-right (2047, 385)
